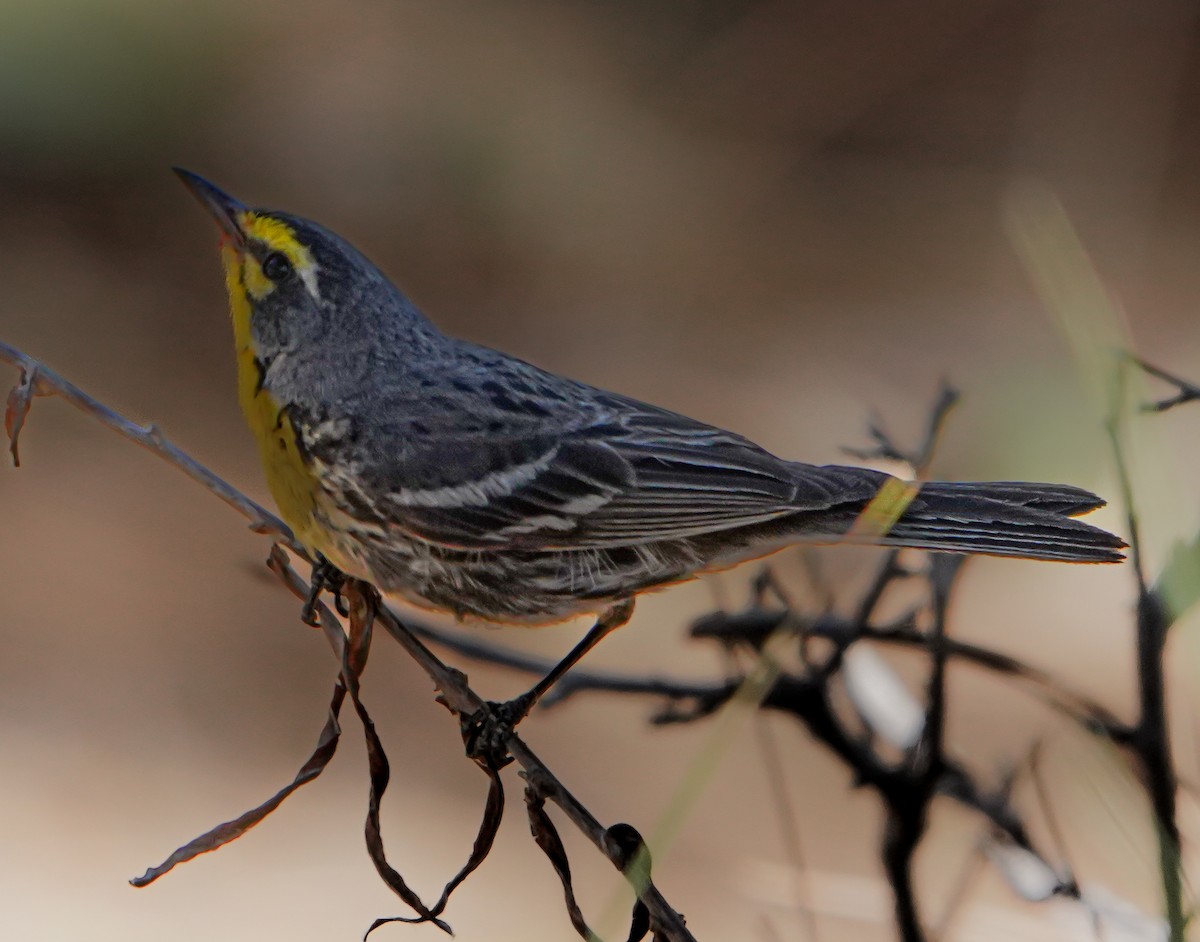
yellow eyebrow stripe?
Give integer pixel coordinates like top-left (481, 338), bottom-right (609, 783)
top-left (238, 213), bottom-right (315, 268)
top-left (237, 211), bottom-right (321, 298)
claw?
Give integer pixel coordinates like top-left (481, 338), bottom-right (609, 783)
top-left (462, 697), bottom-right (532, 768)
top-left (300, 555), bottom-right (346, 626)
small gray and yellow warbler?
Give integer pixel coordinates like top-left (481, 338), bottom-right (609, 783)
top-left (175, 167), bottom-right (1124, 710)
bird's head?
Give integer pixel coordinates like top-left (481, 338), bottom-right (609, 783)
top-left (174, 168), bottom-right (427, 366)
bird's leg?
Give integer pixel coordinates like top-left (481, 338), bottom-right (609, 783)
top-left (465, 599), bottom-right (635, 760)
top-left (510, 598), bottom-right (636, 720)
top-left (300, 553), bottom-right (348, 626)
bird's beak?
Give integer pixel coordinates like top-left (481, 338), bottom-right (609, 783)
top-left (173, 167), bottom-right (247, 247)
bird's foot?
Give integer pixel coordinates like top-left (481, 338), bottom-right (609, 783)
top-left (462, 693), bottom-right (535, 767)
top-left (301, 555), bottom-right (349, 626)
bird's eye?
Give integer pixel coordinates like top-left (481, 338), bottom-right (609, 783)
top-left (261, 251), bottom-right (293, 281)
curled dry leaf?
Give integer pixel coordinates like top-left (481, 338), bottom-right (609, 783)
top-left (525, 779), bottom-right (602, 942)
top-left (4, 365), bottom-right (37, 466)
top-left (130, 682), bottom-right (348, 887)
top-left (343, 588), bottom-right (450, 935)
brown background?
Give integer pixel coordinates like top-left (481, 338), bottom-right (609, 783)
top-left (2, 1), bottom-right (1199, 939)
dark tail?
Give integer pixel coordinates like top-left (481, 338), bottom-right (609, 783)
top-left (879, 480), bottom-right (1126, 563)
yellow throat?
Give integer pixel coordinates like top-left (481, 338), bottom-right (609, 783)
top-left (218, 215), bottom-right (328, 554)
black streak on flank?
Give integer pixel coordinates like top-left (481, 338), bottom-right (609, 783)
top-left (253, 355), bottom-right (272, 395)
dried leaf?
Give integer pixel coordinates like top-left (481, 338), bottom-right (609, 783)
top-left (130, 682), bottom-right (348, 887)
top-left (626, 902), bottom-right (650, 942)
top-left (345, 589), bottom-right (451, 935)
top-left (5, 365), bottom-right (36, 467)
top-left (354, 688), bottom-right (450, 935)
top-left (344, 584), bottom-right (373, 679)
top-left (525, 781), bottom-right (601, 942)
top-left (432, 757), bottom-right (505, 913)
top-left (370, 756), bottom-right (506, 937)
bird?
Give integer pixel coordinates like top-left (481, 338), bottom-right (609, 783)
top-left (174, 168), bottom-right (1125, 722)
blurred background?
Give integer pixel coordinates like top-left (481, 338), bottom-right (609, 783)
top-left (3, 1), bottom-right (1200, 939)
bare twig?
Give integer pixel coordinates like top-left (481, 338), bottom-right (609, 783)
top-left (8, 341), bottom-right (1175, 941)
top-left (267, 546), bottom-right (699, 939)
top-left (2, 342), bottom-right (696, 940)
top-left (367, 593), bottom-right (698, 940)
top-left (408, 608), bottom-right (1128, 741)
top-left (1128, 355), bottom-right (1200, 413)
top-left (839, 383), bottom-right (961, 672)
top-left (875, 555), bottom-right (962, 942)
top-left (841, 382), bottom-right (960, 471)
top-left (1027, 743), bottom-right (1079, 899)
top-left (0, 341), bottom-right (297, 548)
top-left (1111, 362), bottom-right (1187, 940)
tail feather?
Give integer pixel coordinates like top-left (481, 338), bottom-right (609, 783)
top-left (917, 480), bottom-right (1104, 517)
top-left (880, 480), bottom-right (1125, 563)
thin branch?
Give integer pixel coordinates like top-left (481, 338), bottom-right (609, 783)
top-left (840, 383), bottom-right (961, 666)
top-left (395, 605), bottom-right (1061, 938)
top-left (0, 341), bottom-right (297, 549)
top-left (1107, 361), bottom-right (1186, 941)
top-left (1027, 742), bottom-right (1079, 899)
top-left (411, 607), bottom-right (1128, 742)
top-left (1, 343), bottom-right (696, 941)
top-left (920, 555), bottom-right (960, 769)
top-left (875, 555), bottom-right (962, 942)
top-left (8, 341), bottom-right (1173, 941)
top-left (1128, 355), bottom-right (1200, 413)
top-left (850, 623), bottom-right (1130, 741)
top-left (931, 839), bottom-right (988, 942)
top-left (270, 550), bottom-right (696, 940)
top-left (841, 382), bottom-right (960, 470)
top-left (371, 597), bottom-right (696, 938)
